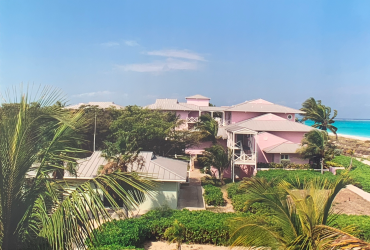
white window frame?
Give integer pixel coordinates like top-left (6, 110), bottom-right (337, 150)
top-left (280, 154), bottom-right (289, 162)
top-left (287, 114), bottom-right (293, 120)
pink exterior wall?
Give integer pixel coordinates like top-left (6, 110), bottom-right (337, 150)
top-left (269, 131), bottom-right (306, 144)
top-left (268, 153), bottom-right (308, 164)
top-left (256, 132), bottom-right (288, 163)
top-left (176, 110), bottom-right (189, 120)
top-left (231, 112), bottom-right (264, 123)
top-left (188, 111), bottom-right (200, 118)
top-left (185, 141), bottom-right (213, 155)
top-left (231, 112), bottom-right (295, 123)
top-left (186, 98), bottom-right (209, 107)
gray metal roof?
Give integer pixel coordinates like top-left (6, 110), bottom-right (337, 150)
top-left (65, 102), bottom-right (125, 109)
top-left (263, 142), bottom-right (301, 153)
top-left (226, 99), bottom-right (304, 114)
top-left (198, 106), bottom-right (229, 111)
top-left (185, 94), bottom-right (210, 99)
top-left (225, 114), bottom-right (313, 132)
top-left (65, 151), bottom-right (187, 182)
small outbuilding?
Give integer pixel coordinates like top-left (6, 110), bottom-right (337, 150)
top-left (64, 151), bottom-right (188, 212)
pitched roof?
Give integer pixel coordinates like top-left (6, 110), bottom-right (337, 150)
top-left (185, 94), bottom-right (210, 99)
top-left (226, 99), bottom-right (304, 114)
top-left (64, 151), bottom-right (187, 182)
top-left (65, 102), bottom-right (124, 109)
top-left (263, 142), bottom-right (301, 153)
top-left (145, 99), bottom-right (198, 111)
top-left (225, 113), bottom-right (313, 132)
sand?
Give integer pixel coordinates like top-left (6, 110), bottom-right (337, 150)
top-left (336, 133), bottom-right (370, 141)
top-left (143, 241), bottom-right (230, 250)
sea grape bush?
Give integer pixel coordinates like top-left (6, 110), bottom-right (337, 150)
top-left (203, 185), bottom-right (225, 206)
top-left (89, 209), bottom-right (247, 249)
top-left (333, 215), bottom-right (370, 241)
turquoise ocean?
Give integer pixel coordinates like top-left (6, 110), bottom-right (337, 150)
top-left (305, 120), bottom-right (370, 139)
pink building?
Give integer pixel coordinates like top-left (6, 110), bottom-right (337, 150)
top-left (147, 95), bottom-right (313, 181)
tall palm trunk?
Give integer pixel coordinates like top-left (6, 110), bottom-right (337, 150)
top-left (320, 158), bottom-right (324, 175)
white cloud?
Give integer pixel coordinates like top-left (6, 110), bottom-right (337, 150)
top-left (101, 42), bottom-right (120, 47)
top-left (124, 40), bottom-right (139, 46)
top-left (73, 91), bottom-right (113, 98)
top-left (145, 49), bottom-right (205, 61)
top-left (116, 58), bottom-right (199, 73)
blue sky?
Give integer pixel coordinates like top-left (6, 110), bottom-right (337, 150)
top-left (1, 1), bottom-right (370, 118)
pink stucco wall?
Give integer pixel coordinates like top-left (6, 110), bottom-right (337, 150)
top-left (185, 141), bottom-right (213, 155)
top-left (231, 112), bottom-right (295, 123)
top-left (188, 111), bottom-right (200, 118)
top-left (268, 153), bottom-right (308, 164)
top-left (231, 112), bottom-right (264, 123)
top-left (176, 110), bottom-right (189, 120)
top-left (256, 132), bottom-right (288, 163)
top-left (269, 131), bottom-right (306, 144)
top-left (186, 98), bottom-right (209, 107)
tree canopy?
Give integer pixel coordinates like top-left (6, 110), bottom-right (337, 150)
top-left (300, 97), bottom-right (338, 138)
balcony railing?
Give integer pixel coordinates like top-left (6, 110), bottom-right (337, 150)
top-left (186, 117), bottom-right (199, 123)
top-left (234, 153), bottom-right (256, 164)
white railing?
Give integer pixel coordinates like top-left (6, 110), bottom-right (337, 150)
top-left (234, 153), bottom-right (256, 162)
top-left (213, 117), bottom-right (222, 126)
top-left (223, 119), bottom-right (231, 126)
top-left (186, 117), bottom-right (199, 123)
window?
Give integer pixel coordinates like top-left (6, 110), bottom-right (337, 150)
top-left (287, 114), bottom-right (293, 120)
top-left (281, 154), bottom-right (289, 160)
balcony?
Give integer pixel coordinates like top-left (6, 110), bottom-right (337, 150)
top-left (186, 117), bottom-right (199, 123)
top-left (234, 153), bottom-right (256, 165)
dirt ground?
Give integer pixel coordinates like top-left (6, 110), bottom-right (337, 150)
top-left (332, 188), bottom-right (370, 216)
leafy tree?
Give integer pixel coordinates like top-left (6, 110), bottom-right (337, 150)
top-left (300, 97), bottom-right (338, 138)
top-left (0, 87), bottom-right (154, 250)
top-left (230, 177), bottom-right (370, 249)
top-left (198, 144), bottom-right (230, 185)
top-left (297, 130), bottom-right (335, 174)
top-left (195, 114), bottom-right (219, 144)
top-left (108, 106), bottom-right (198, 156)
top-left (164, 219), bottom-right (185, 250)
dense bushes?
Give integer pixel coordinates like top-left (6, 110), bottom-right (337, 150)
top-left (201, 176), bottom-right (232, 187)
top-left (89, 209), bottom-right (246, 249)
top-left (203, 185), bottom-right (225, 206)
top-left (256, 169), bottom-right (339, 187)
top-left (257, 162), bottom-right (311, 169)
top-left (333, 215), bottom-right (370, 241)
top-left (332, 155), bottom-right (370, 192)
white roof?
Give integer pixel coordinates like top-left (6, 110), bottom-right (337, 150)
top-left (186, 94), bottom-right (210, 99)
top-left (226, 99), bottom-right (304, 114)
top-left (146, 99), bottom-right (227, 112)
top-left (263, 142), bottom-right (301, 153)
top-left (65, 102), bottom-right (124, 109)
top-left (225, 113), bottom-right (313, 133)
top-left (64, 151), bottom-right (187, 182)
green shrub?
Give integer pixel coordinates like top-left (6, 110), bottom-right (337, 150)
top-left (90, 209), bottom-right (247, 248)
top-left (87, 218), bottom-right (150, 249)
top-left (203, 185), bottom-right (225, 206)
top-left (332, 155), bottom-right (370, 192)
top-left (325, 161), bottom-right (343, 168)
top-left (201, 176), bottom-right (232, 187)
top-left (90, 246), bottom-right (144, 250)
top-left (332, 214), bottom-right (370, 241)
top-left (257, 162), bottom-right (311, 169)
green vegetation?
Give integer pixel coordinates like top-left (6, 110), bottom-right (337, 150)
top-left (300, 97), bottom-right (338, 137)
top-left (198, 144), bottom-right (230, 185)
top-left (334, 215), bottom-right (370, 242)
top-left (297, 129), bottom-right (335, 173)
top-left (195, 114), bottom-right (219, 143)
top-left (90, 209), bottom-right (247, 249)
top-left (229, 177), bottom-right (368, 249)
top-left (332, 155), bottom-right (370, 192)
top-left (256, 169), bottom-right (339, 187)
top-left (203, 185), bottom-right (225, 206)
top-left (164, 220), bottom-right (186, 250)
top-left (0, 87), bottom-right (155, 250)
top-left (257, 162), bottom-right (311, 169)
top-left (201, 176), bottom-right (232, 187)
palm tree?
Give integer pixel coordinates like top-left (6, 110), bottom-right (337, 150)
top-left (195, 114), bottom-right (219, 144)
top-left (297, 130), bottom-right (331, 174)
top-left (0, 87), bottom-right (155, 250)
top-left (300, 97), bottom-right (338, 139)
top-left (230, 177), bottom-right (370, 249)
top-left (164, 219), bottom-right (185, 250)
top-left (198, 144), bottom-right (230, 185)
